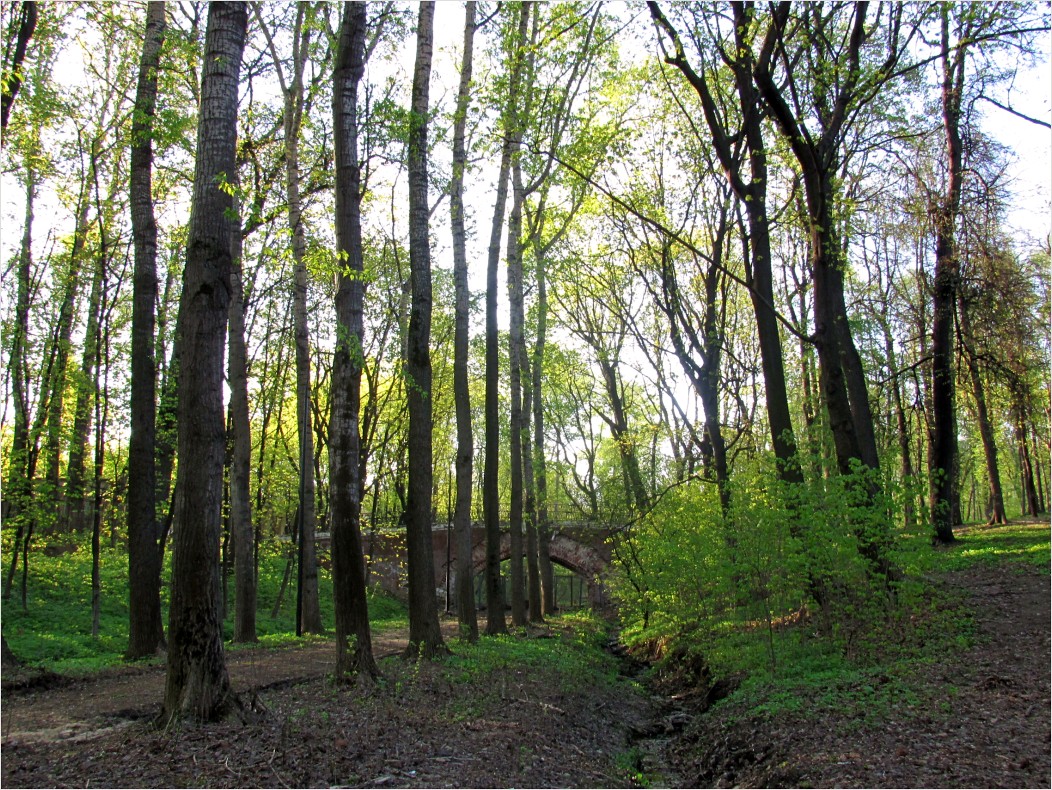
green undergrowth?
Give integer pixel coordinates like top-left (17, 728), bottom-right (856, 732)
top-left (442, 610), bottom-right (622, 692)
top-left (1, 533), bottom-right (407, 674)
top-left (628, 521), bottom-right (1048, 726)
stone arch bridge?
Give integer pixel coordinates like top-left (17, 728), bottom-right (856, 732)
top-left (316, 515), bottom-right (620, 609)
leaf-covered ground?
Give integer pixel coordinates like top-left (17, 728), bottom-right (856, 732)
top-left (2, 543), bottom-right (1049, 788)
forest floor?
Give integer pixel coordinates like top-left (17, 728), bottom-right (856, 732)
top-left (1, 541), bottom-right (1049, 788)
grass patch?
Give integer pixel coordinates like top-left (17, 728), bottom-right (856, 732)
top-left (2, 533), bottom-right (407, 673)
top-left (442, 610), bottom-right (622, 693)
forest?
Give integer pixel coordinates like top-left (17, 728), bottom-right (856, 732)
top-left (1, 1), bottom-right (1050, 786)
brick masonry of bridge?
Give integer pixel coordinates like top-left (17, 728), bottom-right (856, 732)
top-left (317, 524), bottom-right (616, 608)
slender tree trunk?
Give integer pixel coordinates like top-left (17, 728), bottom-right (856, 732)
top-left (531, 234), bottom-right (555, 616)
top-left (257, 2), bottom-right (323, 634)
top-left (521, 327), bottom-right (542, 623)
top-left (483, 3), bottom-right (530, 635)
top-left (162, 2), bottom-right (246, 724)
top-left (330, 0), bottom-right (378, 680)
top-left (126, 0), bottom-right (167, 659)
top-left (403, 1), bottom-right (445, 658)
top-left (450, 0), bottom-right (478, 641)
top-left (507, 162), bottom-right (527, 627)
top-left (957, 297), bottom-right (1007, 524)
top-left (0, 1), bottom-right (37, 137)
top-left (228, 192), bottom-right (256, 642)
top-left (90, 265), bottom-right (112, 639)
top-left (3, 168), bottom-right (35, 596)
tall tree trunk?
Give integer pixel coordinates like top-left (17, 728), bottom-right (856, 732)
top-left (507, 161), bottom-right (527, 627)
top-left (162, 1), bottom-right (246, 724)
top-left (228, 191), bottom-right (256, 642)
top-left (3, 168), bottom-right (35, 588)
top-left (0, 0), bottom-right (37, 137)
top-left (483, 3), bottom-right (530, 636)
top-left (957, 296), bottom-right (1007, 525)
top-left (929, 5), bottom-right (966, 544)
top-left (126, 0), bottom-right (167, 659)
top-left (403, 0), bottom-right (444, 658)
top-left (530, 231), bottom-right (555, 616)
top-left (521, 321), bottom-right (542, 623)
top-left (255, 2), bottom-right (324, 634)
top-left (330, 0), bottom-right (378, 680)
top-left (90, 261), bottom-right (112, 639)
top-left (450, 0), bottom-right (478, 642)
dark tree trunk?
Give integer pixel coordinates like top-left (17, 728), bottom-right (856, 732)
top-left (957, 296), bottom-right (1007, 525)
top-left (330, 0), bottom-right (378, 680)
top-left (450, 0), bottom-right (478, 641)
top-left (161, 1), bottom-right (246, 724)
top-left (228, 191), bottom-right (256, 643)
top-left (403, 1), bottom-right (445, 658)
top-left (483, 3), bottom-right (530, 636)
top-left (531, 239), bottom-right (555, 616)
top-left (521, 329), bottom-right (542, 623)
top-left (507, 162), bottom-right (527, 627)
top-left (3, 168), bottom-right (35, 591)
top-left (126, 0), bottom-right (166, 660)
top-left (0, 0), bottom-right (37, 137)
top-left (930, 6), bottom-right (967, 544)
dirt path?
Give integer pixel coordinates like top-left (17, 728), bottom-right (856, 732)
top-left (1, 625), bottom-right (439, 744)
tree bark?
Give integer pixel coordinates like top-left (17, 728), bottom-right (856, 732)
top-left (162, 1), bottom-right (246, 724)
top-left (957, 295), bottom-right (1007, 525)
top-left (929, 5), bottom-right (967, 544)
top-left (0, 1), bottom-right (37, 137)
top-left (3, 167), bottom-right (34, 600)
top-left (450, 0), bottom-right (479, 641)
top-left (483, 2), bottom-right (530, 635)
top-left (126, 0), bottom-right (166, 659)
top-left (330, 0), bottom-right (378, 680)
top-left (507, 161), bottom-right (527, 627)
top-left (403, 0), bottom-right (445, 658)
top-left (530, 232), bottom-right (555, 616)
top-left (228, 189), bottom-right (256, 643)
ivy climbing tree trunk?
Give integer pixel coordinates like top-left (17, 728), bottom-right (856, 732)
top-left (403, 0), bottom-right (445, 659)
top-left (162, 1), bottom-right (246, 723)
top-left (126, 0), bottom-right (166, 660)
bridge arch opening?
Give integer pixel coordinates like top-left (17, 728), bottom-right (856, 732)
top-left (464, 532), bottom-right (609, 609)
